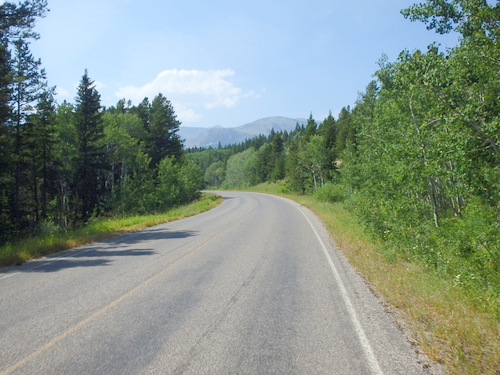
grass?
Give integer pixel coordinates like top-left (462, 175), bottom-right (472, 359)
top-left (247, 183), bottom-right (499, 375)
top-left (0, 193), bottom-right (223, 267)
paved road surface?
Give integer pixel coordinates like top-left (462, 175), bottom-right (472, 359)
top-left (0, 191), bottom-right (438, 374)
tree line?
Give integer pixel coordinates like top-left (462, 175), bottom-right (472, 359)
top-left (0, 0), bottom-right (201, 243)
top-left (189, 0), bottom-right (499, 298)
top-left (1, 0), bottom-right (497, 299)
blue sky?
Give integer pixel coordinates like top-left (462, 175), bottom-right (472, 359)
top-left (29, 0), bottom-right (460, 128)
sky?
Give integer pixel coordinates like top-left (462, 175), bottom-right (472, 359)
top-left (28, 0), bottom-right (460, 128)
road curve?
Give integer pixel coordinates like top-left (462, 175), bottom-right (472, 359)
top-left (0, 191), bottom-right (438, 374)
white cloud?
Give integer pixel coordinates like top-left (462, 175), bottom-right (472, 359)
top-left (175, 104), bottom-right (202, 123)
top-left (55, 86), bottom-right (70, 99)
top-left (116, 69), bottom-right (245, 122)
top-left (94, 80), bottom-right (107, 90)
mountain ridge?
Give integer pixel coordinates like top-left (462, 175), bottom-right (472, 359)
top-left (179, 116), bottom-right (307, 148)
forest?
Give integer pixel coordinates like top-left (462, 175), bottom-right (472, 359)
top-left (188, 0), bottom-right (499, 302)
top-left (0, 1), bottom-right (202, 244)
top-left (0, 0), bottom-right (498, 303)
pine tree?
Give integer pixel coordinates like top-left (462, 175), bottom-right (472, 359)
top-left (26, 88), bottom-right (56, 221)
top-left (74, 70), bottom-right (106, 221)
top-left (0, 0), bottom-right (47, 239)
top-left (0, 42), bottom-right (13, 241)
top-left (335, 106), bottom-right (353, 156)
top-left (147, 93), bottom-right (182, 167)
top-left (10, 38), bottom-right (47, 230)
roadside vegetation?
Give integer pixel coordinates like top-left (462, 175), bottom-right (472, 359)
top-left (248, 182), bottom-right (498, 375)
top-left (187, 2), bottom-right (499, 373)
top-left (0, 193), bottom-right (222, 267)
top-left (1, 1), bottom-right (204, 250)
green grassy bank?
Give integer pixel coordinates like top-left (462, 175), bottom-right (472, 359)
top-left (247, 183), bottom-right (498, 375)
top-left (0, 193), bottom-right (223, 267)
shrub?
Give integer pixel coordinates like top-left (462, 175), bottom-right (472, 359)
top-left (313, 182), bottom-right (349, 203)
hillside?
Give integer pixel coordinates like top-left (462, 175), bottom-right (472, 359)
top-left (179, 116), bottom-right (307, 148)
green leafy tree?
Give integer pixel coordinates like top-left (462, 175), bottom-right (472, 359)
top-left (292, 135), bottom-right (330, 192)
top-left (155, 156), bottom-right (201, 209)
top-left (223, 148), bottom-right (259, 188)
top-left (156, 156), bottom-right (180, 209)
top-left (51, 101), bottom-right (77, 228)
top-left (285, 138), bottom-right (309, 194)
top-left (177, 159), bottom-right (202, 203)
top-left (102, 111), bottom-right (146, 196)
top-left (335, 0), bottom-right (499, 295)
top-left (204, 161), bottom-right (225, 187)
top-left (116, 151), bottom-right (155, 214)
top-left (401, 0), bottom-right (499, 38)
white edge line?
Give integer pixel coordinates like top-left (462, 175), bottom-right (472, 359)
top-left (294, 203), bottom-right (384, 375)
top-left (0, 272), bottom-right (19, 280)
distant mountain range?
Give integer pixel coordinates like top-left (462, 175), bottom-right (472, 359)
top-left (178, 116), bottom-right (307, 149)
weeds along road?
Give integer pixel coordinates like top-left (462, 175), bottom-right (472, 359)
top-left (0, 192), bottom-right (438, 374)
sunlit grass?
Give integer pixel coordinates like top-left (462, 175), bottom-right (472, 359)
top-left (0, 193), bottom-right (223, 267)
top-left (247, 183), bottom-right (499, 375)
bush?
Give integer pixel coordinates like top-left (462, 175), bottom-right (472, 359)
top-left (35, 219), bottom-right (64, 236)
top-left (313, 183), bottom-right (349, 203)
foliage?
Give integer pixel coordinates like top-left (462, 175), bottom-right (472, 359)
top-left (223, 148), bottom-right (259, 188)
top-left (0, 193), bottom-right (222, 267)
top-left (74, 69), bottom-right (105, 221)
top-left (146, 93), bottom-right (183, 167)
top-left (188, 0), bottom-right (499, 310)
top-left (313, 182), bottom-right (348, 203)
top-left (251, 183), bottom-right (499, 375)
top-left (0, 3), bottom-right (203, 241)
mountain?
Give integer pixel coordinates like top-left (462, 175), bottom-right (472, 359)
top-left (179, 116), bottom-right (307, 149)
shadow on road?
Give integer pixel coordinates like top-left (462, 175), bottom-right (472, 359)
top-left (106, 228), bottom-right (199, 246)
top-left (0, 229), bottom-right (198, 274)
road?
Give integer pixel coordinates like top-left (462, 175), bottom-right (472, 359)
top-left (0, 191), bottom-right (438, 374)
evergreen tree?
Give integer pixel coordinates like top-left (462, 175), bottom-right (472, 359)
top-left (74, 70), bottom-right (106, 221)
top-left (147, 93), bottom-right (182, 167)
top-left (318, 111), bottom-right (336, 151)
top-left (0, 43), bottom-right (11, 128)
top-left (0, 1), bottom-right (47, 42)
top-left (335, 106), bottom-right (354, 156)
top-left (10, 38), bottom-right (47, 230)
top-left (0, 42), bottom-right (13, 240)
top-left (303, 113), bottom-right (317, 140)
top-left (318, 112), bottom-right (338, 177)
top-left (0, 0), bottom-right (47, 239)
top-left (270, 132), bottom-right (285, 181)
top-left (26, 88), bottom-right (56, 221)
top-left (133, 97), bottom-right (151, 135)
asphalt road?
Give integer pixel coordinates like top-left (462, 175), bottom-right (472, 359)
top-left (0, 191), bottom-right (439, 374)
